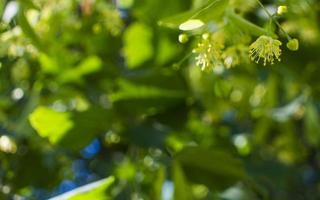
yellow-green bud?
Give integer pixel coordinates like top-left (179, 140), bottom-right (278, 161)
top-left (178, 34), bottom-right (189, 44)
top-left (202, 33), bottom-right (210, 40)
top-left (286, 39), bottom-right (299, 51)
top-left (277, 6), bottom-right (288, 15)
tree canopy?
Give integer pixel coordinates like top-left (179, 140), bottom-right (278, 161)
top-left (1, 0), bottom-right (320, 199)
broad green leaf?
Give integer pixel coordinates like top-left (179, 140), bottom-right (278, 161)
top-left (18, 0), bottom-right (39, 10)
top-left (153, 166), bottom-right (166, 200)
top-left (175, 147), bottom-right (246, 190)
top-left (110, 79), bottom-right (185, 102)
top-left (49, 177), bottom-right (115, 200)
top-left (117, 0), bottom-right (134, 9)
top-left (115, 160), bottom-right (136, 181)
top-left (123, 23), bottom-right (153, 68)
top-left (58, 56), bottom-right (102, 83)
top-left (29, 106), bottom-right (73, 144)
top-left (58, 107), bottom-right (112, 150)
top-left (173, 161), bottom-right (193, 200)
top-left (158, 0), bottom-right (229, 29)
top-left (29, 106), bottom-right (111, 150)
top-left (17, 6), bottom-right (43, 51)
top-left (227, 12), bottom-right (271, 37)
top-left (38, 53), bottom-right (60, 74)
top-left (0, 1), bottom-right (5, 18)
top-left (304, 102), bottom-right (320, 146)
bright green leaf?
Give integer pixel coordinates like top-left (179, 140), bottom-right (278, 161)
top-left (50, 177), bottom-right (115, 200)
top-left (29, 106), bottom-right (73, 144)
top-left (123, 23), bottom-right (153, 68)
top-left (173, 161), bottom-right (193, 200)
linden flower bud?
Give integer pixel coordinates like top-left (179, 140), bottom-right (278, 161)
top-left (286, 38), bottom-right (299, 51)
top-left (277, 6), bottom-right (288, 15)
top-left (202, 33), bottom-right (210, 40)
top-left (249, 35), bottom-right (282, 66)
top-left (178, 33), bottom-right (189, 44)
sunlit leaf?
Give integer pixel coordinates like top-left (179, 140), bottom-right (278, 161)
top-left (123, 23), bottom-right (153, 68)
top-left (49, 177), bottom-right (115, 200)
top-left (29, 106), bottom-right (73, 144)
top-left (173, 161), bottom-right (193, 200)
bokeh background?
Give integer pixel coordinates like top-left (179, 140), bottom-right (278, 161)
top-left (0, 0), bottom-right (320, 199)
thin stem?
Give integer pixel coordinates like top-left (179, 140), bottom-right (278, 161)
top-left (255, 0), bottom-right (291, 40)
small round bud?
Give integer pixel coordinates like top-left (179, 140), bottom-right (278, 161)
top-left (286, 39), bottom-right (299, 51)
top-left (202, 33), bottom-right (210, 40)
top-left (178, 33), bottom-right (189, 44)
top-left (277, 6), bottom-right (288, 15)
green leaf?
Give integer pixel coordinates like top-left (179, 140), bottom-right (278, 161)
top-left (18, 0), bottom-right (39, 10)
top-left (123, 23), bottom-right (154, 68)
top-left (0, 1), bottom-right (5, 18)
top-left (227, 12), bottom-right (271, 37)
top-left (17, 6), bottom-right (43, 51)
top-left (29, 106), bottom-right (74, 144)
top-left (58, 107), bottom-right (112, 150)
top-left (110, 79), bottom-right (185, 102)
top-left (58, 56), bottom-right (102, 83)
top-left (153, 166), bottom-right (166, 200)
top-left (174, 147), bottom-right (246, 190)
top-left (29, 106), bottom-right (112, 150)
top-left (158, 0), bottom-right (229, 29)
top-left (50, 177), bottom-right (115, 200)
top-left (173, 161), bottom-right (193, 200)
top-left (304, 102), bottom-right (320, 146)
top-left (38, 53), bottom-right (60, 74)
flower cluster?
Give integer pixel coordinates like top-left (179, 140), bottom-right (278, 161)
top-left (192, 33), bottom-right (224, 71)
top-left (249, 35), bottom-right (282, 66)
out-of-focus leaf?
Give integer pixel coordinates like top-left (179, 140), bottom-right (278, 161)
top-left (158, 0), bottom-right (229, 29)
top-left (173, 161), bottom-right (193, 200)
top-left (153, 166), bottom-right (166, 200)
top-left (58, 107), bottom-right (112, 150)
top-left (29, 106), bottom-right (112, 150)
top-left (29, 106), bottom-right (73, 144)
top-left (304, 102), bottom-right (320, 146)
top-left (58, 56), bottom-right (102, 83)
top-left (115, 160), bottom-right (136, 181)
top-left (18, 0), bottom-right (39, 10)
top-left (49, 177), bottom-right (115, 200)
top-left (123, 23), bottom-right (153, 68)
top-left (17, 6), bottom-right (43, 50)
top-left (38, 53), bottom-right (60, 74)
top-left (110, 79), bottom-right (185, 102)
top-left (174, 147), bottom-right (246, 190)
top-left (0, 1), bottom-right (5, 18)
top-left (228, 12), bottom-right (270, 37)
top-left (125, 124), bottom-right (166, 148)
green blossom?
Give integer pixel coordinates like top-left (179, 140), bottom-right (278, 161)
top-left (193, 33), bottom-right (224, 71)
top-left (249, 35), bottom-right (282, 66)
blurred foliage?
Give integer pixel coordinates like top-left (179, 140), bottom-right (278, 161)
top-left (0, 0), bottom-right (320, 200)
